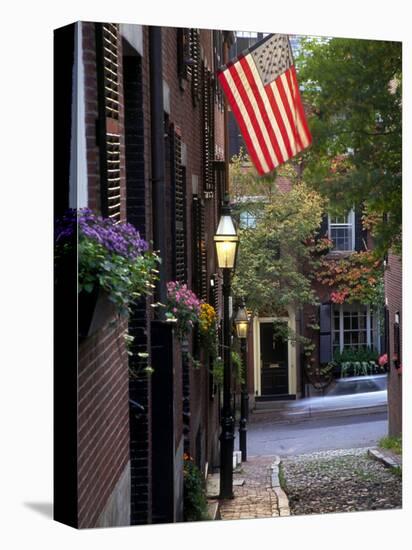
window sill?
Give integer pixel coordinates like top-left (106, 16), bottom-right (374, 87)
top-left (325, 250), bottom-right (355, 260)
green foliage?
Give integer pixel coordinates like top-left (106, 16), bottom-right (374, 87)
top-left (333, 347), bottom-right (386, 377)
top-left (183, 456), bottom-right (210, 522)
top-left (78, 237), bottom-right (160, 316)
top-left (379, 435), bottom-right (402, 455)
top-left (123, 332), bottom-right (154, 378)
top-left (316, 250), bottom-right (385, 306)
top-left (232, 175), bottom-right (326, 316)
top-left (211, 352), bottom-right (243, 386)
top-left (305, 361), bottom-right (334, 390)
top-left (211, 356), bottom-right (224, 385)
top-left (231, 350), bottom-right (244, 384)
top-left (333, 347), bottom-right (379, 365)
top-left (199, 303), bottom-right (219, 359)
top-left (340, 360), bottom-right (383, 377)
top-left (296, 37), bottom-right (402, 256)
top-left (165, 282), bottom-right (201, 340)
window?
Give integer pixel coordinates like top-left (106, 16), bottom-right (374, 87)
top-left (240, 211), bottom-right (257, 229)
top-left (235, 31), bottom-right (258, 38)
top-left (328, 210), bottom-right (355, 251)
top-left (332, 304), bottom-right (379, 355)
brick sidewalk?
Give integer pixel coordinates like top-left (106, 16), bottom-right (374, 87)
top-left (218, 455), bottom-right (287, 520)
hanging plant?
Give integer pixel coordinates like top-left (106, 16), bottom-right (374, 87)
top-left (165, 281), bottom-right (201, 340)
top-left (55, 209), bottom-right (160, 316)
top-left (199, 302), bottom-right (218, 358)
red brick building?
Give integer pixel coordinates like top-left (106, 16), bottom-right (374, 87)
top-left (54, 21), bottom-right (231, 528)
top-left (385, 252), bottom-right (402, 436)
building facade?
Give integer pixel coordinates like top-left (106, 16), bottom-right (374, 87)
top-left (54, 21), bottom-right (231, 529)
top-left (385, 252), bottom-right (402, 436)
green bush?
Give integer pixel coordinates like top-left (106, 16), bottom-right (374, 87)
top-left (333, 347), bottom-right (379, 365)
top-left (379, 435), bottom-right (402, 455)
top-left (183, 456), bottom-right (210, 522)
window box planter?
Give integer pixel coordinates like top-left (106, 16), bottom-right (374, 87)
top-left (78, 286), bottom-right (117, 339)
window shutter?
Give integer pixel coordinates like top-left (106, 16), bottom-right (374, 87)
top-left (212, 30), bottom-right (224, 112)
top-left (170, 124), bottom-right (187, 283)
top-left (319, 214), bottom-right (329, 239)
top-left (190, 29), bottom-right (201, 106)
top-left (319, 303), bottom-right (332, 363)
top-left (177, 28), bottom-right (190, 83)
top-left (354, 207), bottom-right (367, 252)
top-left (96, 23), bottom-right (121, 223)
top-left (202, 67), bottom-right (215, 195)
top-left (101, 23), bottom-right (120, 120)
top-left (192, 196), bottom-right (207, 300)
top-left (106, 134), bottom-right (122, 223)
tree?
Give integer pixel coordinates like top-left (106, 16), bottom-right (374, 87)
top-left (295, 37), bottom-right (402, 256)
top-left (231, 154), bottom-right (326, 316)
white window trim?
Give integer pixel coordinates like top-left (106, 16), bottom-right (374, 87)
top-left (328, 208), bottom-right (355, 251)
top-left (333, 304), bottom-right (380, 353)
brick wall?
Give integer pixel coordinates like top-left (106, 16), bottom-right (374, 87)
top-left (385, 252), bottom-right (402, 436)
top-left (122, 28), bottom-right (154, 525)
top-left (77, 22), bottom-right (131, 528)
top-left (82, 23), bottom-right (100, 212)
top-left (78, 318), bottom-right (130, 528)
top-left (160, 26), bottom-right (224, 471)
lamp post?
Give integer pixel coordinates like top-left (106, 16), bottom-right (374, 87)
top-left (235, 302), bottom-right (249, 462)
top-left (214, 198), bottom-right (238, 499)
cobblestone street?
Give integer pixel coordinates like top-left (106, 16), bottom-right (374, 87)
top-left (280, 448), bottom-right (402, 516)
top-left (216, 447), bottom-right (402, 521)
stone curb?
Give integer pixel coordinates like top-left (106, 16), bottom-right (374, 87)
top-left (207, 500), bottom-right (220, 520)
top-left (270, 456), bottom-right (290, 517)
top-left (368, 448), bottom-right (402, 469)
top-left (251, 404), bottom-right (387, 424)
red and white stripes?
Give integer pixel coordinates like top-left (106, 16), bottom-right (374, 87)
top-left (218, 53), bottom-right (312, 175)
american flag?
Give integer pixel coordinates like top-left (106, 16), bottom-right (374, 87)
top-left (217, 34), bottom-right (312, 175)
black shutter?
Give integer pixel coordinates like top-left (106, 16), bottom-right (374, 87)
top-left (190, 29), bottom-right (201, 106)
top-left (95, 23), bottom-right (121, 223)
top-left (177, 28), bottom-right (190, 82)
top-left (319, 303), bottom-right (332, 363)
top-left (354, 207), bottom-right (367, 251)
top-left (319, 214), bottom-right (329, 239)
top-left (170, 124), bottom-right (187, 283)
top-left (192, 196), bottom-right (207, 300)
top-left (202, 67), bottom-right (215, 195)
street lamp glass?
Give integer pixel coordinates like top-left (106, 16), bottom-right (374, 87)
top-left (235, 306), bottom-right (249, 339)
top-left (214, 213), bottom-right (238, 269)
top-left (235, 320), bottom-right (248, 339)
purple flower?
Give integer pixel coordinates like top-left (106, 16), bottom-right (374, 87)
top-left (55, 208), bottom-right (149, 260)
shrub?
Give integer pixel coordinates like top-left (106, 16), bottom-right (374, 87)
top-left (183, 454), bottom-right (209, 522)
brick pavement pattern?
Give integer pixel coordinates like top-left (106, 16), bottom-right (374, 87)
top-left (219, 456), bottom-right (282, 520)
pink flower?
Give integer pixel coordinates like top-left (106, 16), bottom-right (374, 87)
top-left (378, 353), bottom-right (388, 366)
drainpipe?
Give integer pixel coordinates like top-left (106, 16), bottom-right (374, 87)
top-left (299, 308), bottom-right (306, 398)
top-left (149, 26), bottom-right (167, 310)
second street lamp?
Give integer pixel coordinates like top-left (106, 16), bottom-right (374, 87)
top-left (214, 198), bottom-right (238, 499)
top-left (235, 302), bottom-right (249, 462)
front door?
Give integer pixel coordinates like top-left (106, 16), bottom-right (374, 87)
top-left (260, 321), bottom-right (288, 396)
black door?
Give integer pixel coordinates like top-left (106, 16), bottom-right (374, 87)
top-left (260, 322), bottom-right (288, 396)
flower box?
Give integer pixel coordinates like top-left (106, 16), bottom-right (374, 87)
top-left (78, 286), bottom-right (117, 339)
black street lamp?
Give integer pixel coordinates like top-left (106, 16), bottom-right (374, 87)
top-left (235, 302), bottom-right (249, 462)
top-left (214, 198), bottom-right (238, 499)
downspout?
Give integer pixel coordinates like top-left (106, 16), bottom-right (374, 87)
top-left (149, 26), bottom-right (167, 310)
top-left (299, 308), bottom-right (306, 398)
